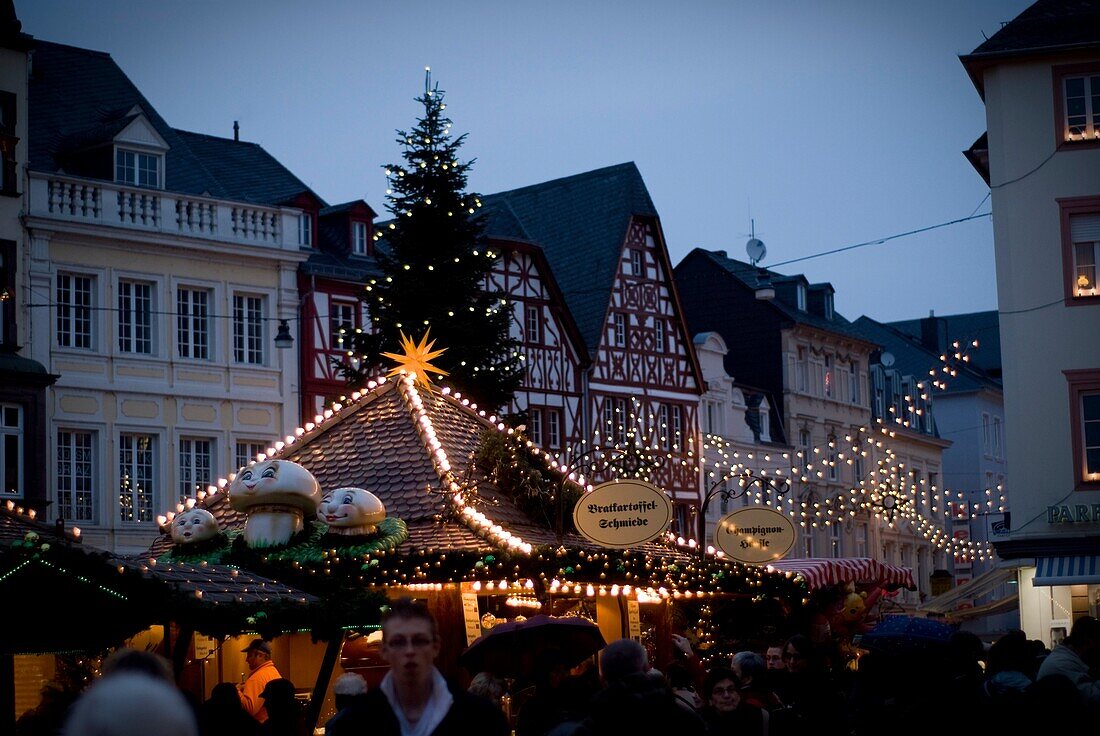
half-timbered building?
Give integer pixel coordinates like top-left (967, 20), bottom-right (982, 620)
top-left (482, 164), bottom-right (705, 525)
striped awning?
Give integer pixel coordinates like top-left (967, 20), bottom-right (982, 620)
top-left (765, 557), bottom-right (916, 591)
top-left (1033, 556), bottom-right (1100, 586)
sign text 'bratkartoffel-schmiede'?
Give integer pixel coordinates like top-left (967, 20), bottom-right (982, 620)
top-left (573, 480), bottom-right (673, 548)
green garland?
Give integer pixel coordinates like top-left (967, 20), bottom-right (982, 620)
top-left (476, 428), bottom-right (580, 531)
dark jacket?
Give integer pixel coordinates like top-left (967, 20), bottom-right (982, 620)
top-left (332, 684), bottom-right (508, 736)
top-left (573, 672), bottom-right (706, 736)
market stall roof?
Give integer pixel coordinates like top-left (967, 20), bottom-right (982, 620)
top-left (765, 557), bottom-right (915, 591)
top-left (148, 374), bottom-right (806, 604)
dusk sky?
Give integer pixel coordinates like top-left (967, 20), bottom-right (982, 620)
top-left (22, 0), bottom-right (1033, 323)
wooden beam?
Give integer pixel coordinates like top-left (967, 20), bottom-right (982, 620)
top-left (305, 632), bottom-right (343, 733)
top-left (171, 626), bottom-right (194, 683)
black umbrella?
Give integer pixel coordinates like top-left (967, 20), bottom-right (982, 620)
top-left (460, 615), bottom-right (606, 679)
top-left (859, 614), bottom-right (956, 653)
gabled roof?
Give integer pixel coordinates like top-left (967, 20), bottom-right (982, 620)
top-left (481, 163), bottom-right (658, 353)
top-left (960, 0), bottom-right (1100, 97)
top-left (30, 41), bottom-right (322, 208)
top-left (690, 249), bottom-right (877, 346)
top-left (887, 310), bottom-right (1002, 379)
top-left (851, 315), bottom-right (1001, 396)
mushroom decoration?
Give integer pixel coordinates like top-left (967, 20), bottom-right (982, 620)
top-left (170, 508), bottom-right (220, 545)
top-left (318, 487), bottom-right (386, 536)
top-left (228, 459), bottom-right (322, 548)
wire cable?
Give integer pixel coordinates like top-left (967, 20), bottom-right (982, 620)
top-left (768, 213), bottom-right (992, 269)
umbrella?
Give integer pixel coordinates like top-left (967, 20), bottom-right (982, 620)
top-left (460, 615), bottom-right (606, 679)
top-left (858, 614), bottom-right (957, 653)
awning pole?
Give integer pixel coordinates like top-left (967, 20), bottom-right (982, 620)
top-left (305, 631), bottom-right (344, 733)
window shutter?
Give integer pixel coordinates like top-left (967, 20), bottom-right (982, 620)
top-left (1071, 213), bottom-right (1100, 242)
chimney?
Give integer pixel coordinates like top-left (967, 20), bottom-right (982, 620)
top-left (233, 121), bottom-right (239, 141)
top-left (920, 315), bottom-right (947, 354)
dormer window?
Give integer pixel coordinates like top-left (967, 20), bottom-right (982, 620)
top-left (352, 222), bottom-right (368, 255)
top-left (1062, 72), bottom-right (1100, 142)
top-left (796, 284), bottom-right (807, 311)
top-left (115, 149), bottom-right (161, 188)
top-left (824, 293), bottom-right (834, 320)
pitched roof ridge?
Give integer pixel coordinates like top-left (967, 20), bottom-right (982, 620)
top-left (488, 161), bottom-right (641, 199)
top-left (34, 38), bottom-right (112, 59)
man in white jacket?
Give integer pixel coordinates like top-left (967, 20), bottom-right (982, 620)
top-left (1037, 615), bottom-right (1100, 708)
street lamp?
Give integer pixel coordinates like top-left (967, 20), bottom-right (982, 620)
top-left (274, 319), bottom-right (294, 349)
top-left (696, 471), bottom-right (792, 545)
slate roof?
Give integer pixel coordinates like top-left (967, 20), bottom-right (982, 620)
top-left (692, 249), bottom-right (877, 345)
top-left (30, 41), bottom-right (321, 208)
top-left (300, 250), bottom-right (382, 283)
top-left (480, 163), bottom-right (659, 353)
top-left (965, 0), bottom-right (1100, 57)
top-left (851, 316), bottom-right (1001, 397)
top-left (174, 130), bottom-right (323, 207)
top-left (887, 310), bottom-right (1002, 380)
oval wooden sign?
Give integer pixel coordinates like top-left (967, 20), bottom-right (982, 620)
top-left (714, 506), bottom-right (797, 564)
top-left (572, 479), bottom-right (673, 549)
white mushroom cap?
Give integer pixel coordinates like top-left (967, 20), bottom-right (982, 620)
top-left (228, 459), bottom-right (321, 515)
top-left (321, 487), bottom-right (386, 527)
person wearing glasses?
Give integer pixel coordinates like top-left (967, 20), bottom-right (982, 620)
top-left (331, 598), bottom-right (507, 736)
top-left (700, 667), bottom-right (767, 735)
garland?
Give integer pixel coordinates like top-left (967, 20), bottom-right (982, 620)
top-left (476, 428), bottom-right (580, 531)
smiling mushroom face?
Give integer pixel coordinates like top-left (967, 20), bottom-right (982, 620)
top-left (318, 487), bottom-right (386, 535)
top-left (228, 459), bottom-right (322, 547)
top-left (170, 508), bottom-right (219, 545)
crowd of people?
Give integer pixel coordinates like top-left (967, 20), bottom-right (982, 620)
top-left (17, 602), bottom-right (1100, 736)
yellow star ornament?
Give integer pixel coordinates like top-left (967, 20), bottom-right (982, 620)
top-left (382, 329), bottom-right (449, 388)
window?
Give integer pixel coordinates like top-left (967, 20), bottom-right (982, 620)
top-left (872, 367), bottom-right (885, 419)
top-left (617, 398), bottom-right (630, 444)
top-left (810, 356), bottom-right (824, 396)
top-left (796, 347), bottom-right (808, 392)
top-left (1066, 369), bottom-right (1100, 488)
top-left (827, 435), bottom-right (838, 481)
top-left (177, 288), bottom-right (210, 360)
top-left (117, 280), bottom-right (153, 354)
top-left (57, 430), bottom-right (95, 522)
top-left (233, 294), bottom-right (264, 364)
top-left (824, 293), bottom-right (834, 320)
top-left (829, 523), bottom-right (842, 558)
top-left (796, 284), bottom-right (807, 311)
top-left (855, 523), bottom-right (869, 557)
top-left (1069, 211), bottom-right (1100, 298)
top-left (525, 305), bottom-right (541, 344)
top-left (529, 408), bottom-right (543, 446)
top-left (330, 300), bottom-right (356, 351)
top-left (56, 273), bottom-right (93, 349)
top-left (119, 433), bottom-right (155, 522)
top-left (235, 440), bottom-right (267, 470)
top-left (992, 416), bottom-right (1003, 459)
top-left (1060, 197), bottom-right (1100, 303)
top-left (824, 355), bottom-right (833, 399)
top-left (849, 362), bottom-right (860, 405)
top-left (548, 410), bottom-right (561, 449)
top-left (178, 437), bottom-right (213, 503)
top-left (613, 313), bottom-right (626, 347)
top-left (115, 149), bottom-right (160, 188)
top-left (672, 405), bottom-right (683, 451)
top-left (759, 405), bottom-right (770, 440)
top-left (352, 222), bottom-right (368, 255)
top-left (0, 91), bottom-right (16, 194)
top-left (630, 249), bottom-right (643, 277)
top-left (802, 529), bottom-right (814, 558)
top-left (982, 413), bottom-right (992, 457)
top-left (1060, 71), bottom-right (1100, 142)
top-left (658, 404), bottom-right (671, 451)
top-left (299, 214), bottom-right (313, 246)
top-left (654, 319), bottom-right (665, 352)
top-left (706, 401), bottom-right (716, 435)
top-left (602, 400), bottom-right (615, 439)
top-left (0, 404), bottom-right (21, 496)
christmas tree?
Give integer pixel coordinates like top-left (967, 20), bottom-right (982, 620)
top-left (341, 71), bottom-right (524, 410)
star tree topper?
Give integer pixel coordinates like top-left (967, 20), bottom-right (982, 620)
top-left (383, 329), bottom-right (449, 388)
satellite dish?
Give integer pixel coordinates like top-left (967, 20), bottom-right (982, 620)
top-left (880, 351), bottom-right (896, 368)
top-left (746, 237), bottom-right (766, 265)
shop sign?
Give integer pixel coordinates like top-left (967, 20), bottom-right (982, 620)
top-left (714, 507), bottom-right (796, 564)
top-left (572, 480), bottom-right (673, 548)
top-left (1047, 504), bottom-right (1100, 524)
top-left (461, 592), bottom-right (482, 645)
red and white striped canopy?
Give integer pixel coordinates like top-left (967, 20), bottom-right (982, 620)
top-left (764, 557), bottom-right (916, 591)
